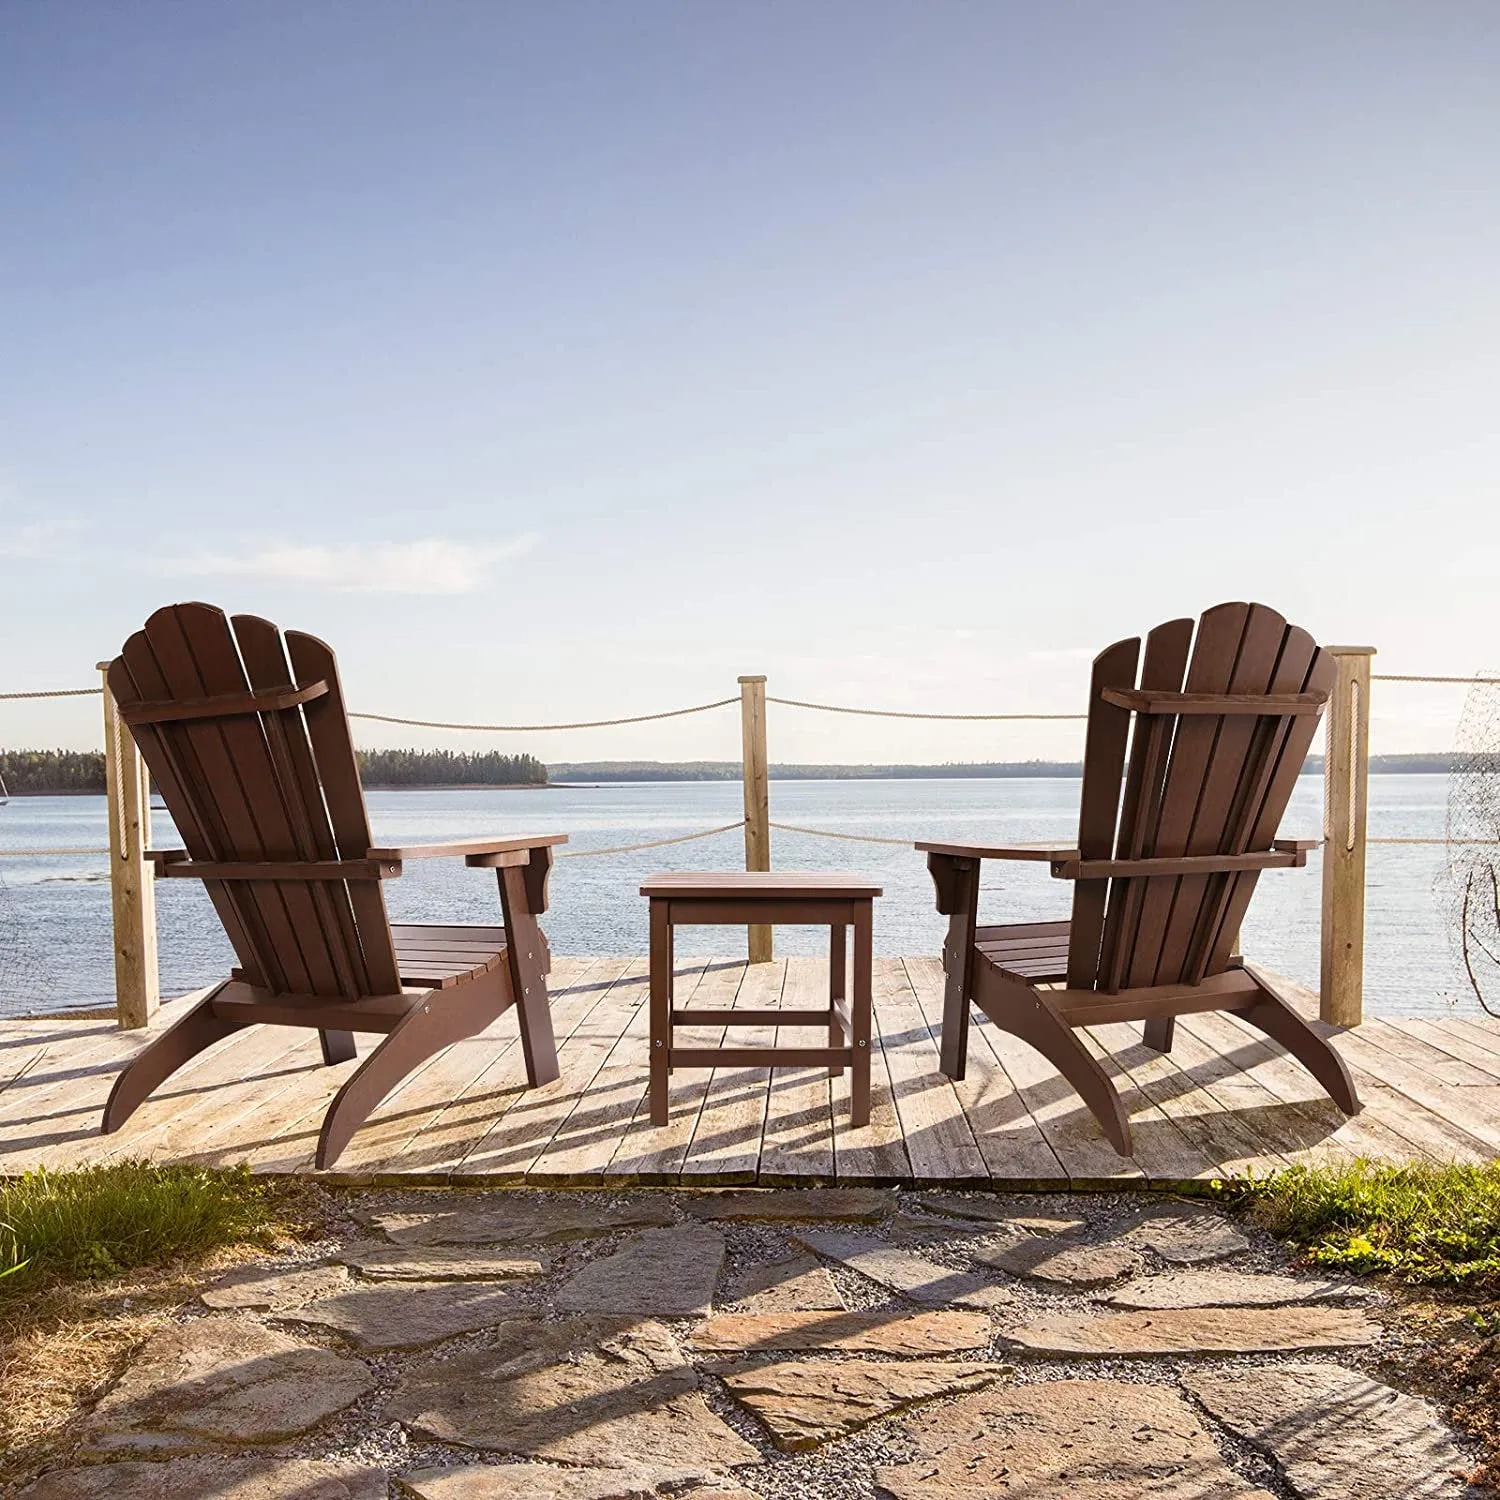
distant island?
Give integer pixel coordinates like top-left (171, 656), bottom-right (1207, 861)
top-left (0, 748), bottom-right (1469, 795)
top-left (0, 746), bottom-right (545, 795)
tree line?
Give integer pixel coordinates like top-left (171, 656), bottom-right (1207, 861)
top-left (0, 747), bottom-right (547, 794)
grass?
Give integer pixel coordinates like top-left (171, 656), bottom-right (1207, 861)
top-left (1225, 1158), bottom-right (1500, 1286)
top-left (0, 1162), bottom-right (321, 1489)
top-left (0, 1160), bottom-right (292, 1289)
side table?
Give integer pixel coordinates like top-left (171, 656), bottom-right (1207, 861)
top-left (639, 871), bottom-right (882, 1128)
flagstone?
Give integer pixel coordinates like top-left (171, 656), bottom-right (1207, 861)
top-left (338, 1243), bottom-right (548, 1280)
top-left (684, 1188), bottom-right (895, 1222)
top-left (1184, 1363), bottom-right (1476, 1499)
top-left (724, 1251), bottom-right (846, 1312)
top-left (369, 1198), bottom-right (676, 1246)
top-left (19, 1458), bottom-right (386, 1500)
top-left (80, 1315), bottom-right (375, 1458)
top-left (200, 1262), bottom-right (349, 1310)
top-left (1103, 1270), bottom-right (1375, 1310)
top-left (876, 1378), bottom-right (1274, 1498)
top-left (975, 1236), bottom-right (1143, 1287)
top-left (792, 1229), bottom-right (1012, 1308)
top-left (289, 1279), bottom-right (528, 1349)
top-left (399, 1463), bottom-right (761, 1499)
top-left (689, 1309), bottom-right (992, 1356)
top-left (1122, 1202), bottom-right (1251, 1263)
top-left (387, 1315), bottom-right (760, 1478)
top-left (913, 1194), bottom-right (1086, 1235)
top-left (721, 1358), bottom-right (1008, 1451)
top-left (1009, 1305), bottom-right (1378, 1356)
top-left (556, 1225), bottom-right (725, 1316)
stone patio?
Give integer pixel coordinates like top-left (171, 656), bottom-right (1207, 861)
top-left (13, 1187), bottom-right (1482, 1499)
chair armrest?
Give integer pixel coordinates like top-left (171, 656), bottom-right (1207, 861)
top-left (1273, 837), bottom-right (1319, 857)
top-left (145, 849), bottom-right (189, 871)
top-left (365, 833), bottom-right (569, 862)
top-left (916, 839), bottom-right (1080, 863)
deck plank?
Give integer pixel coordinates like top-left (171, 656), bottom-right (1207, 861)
top-left (452, 959), bottom-right (646, 1182)
top-left (1076, 1020), bottom-right (1275, 1184)
top-left (903, 956), bottom-right (1064, 1186)
top-left (529, 959), bottom-right (705, 1185)
top-left (5, 961), bottom-right (1498, 1189)
top-left (873, 958), bottom-right (987, 1186)
top-left (604, 959), bottom-right (744, 1184)
top-left (756, 956), bottom-right (838, 1185)
top-left (679, 959), bottom-right (780, 1186)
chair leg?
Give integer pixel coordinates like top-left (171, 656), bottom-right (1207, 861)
top-left (497, 865), bottom-right (560, 1087)
top-left (1143, 1016), bottom-right (1176, 1053)
top-left (1232, 976), bottom-right (1362, 1116)
top-left (320, 1029), bottom-right (358, 1065)
top-left (101, 985), bottom-right (245, 1135)
top-left (976, 980), bottom-right (1134, 1156)
top-left (315, 971), bottom-right (508, 1168)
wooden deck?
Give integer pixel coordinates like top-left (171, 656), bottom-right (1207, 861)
top-left (4, 956), bottom-right (1499, 1189)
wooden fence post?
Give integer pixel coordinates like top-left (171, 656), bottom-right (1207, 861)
top-left (1320, 645), bottom-right (1375, 1027)
top-left (739, 674), bottom-right (773, 962)
top-left (99, 662), bottom-right (159, 1030)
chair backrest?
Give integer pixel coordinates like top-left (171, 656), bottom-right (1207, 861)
top-left (109, 603), bottom-right (402, 999)
top-left (1065, 602), bottom-right (1333, 993)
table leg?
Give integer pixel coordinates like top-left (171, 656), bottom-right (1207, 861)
top-left (649, 901), bottom-right (672, 1126)
top-left (828, 923), bottom-right (847, 1078)
top-left (851, 902), bottom-right (872, 1127)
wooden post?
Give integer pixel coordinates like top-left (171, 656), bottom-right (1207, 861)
top-left (739, 673), bottom-right (772, 962)
top-left (1320, 646), bottom-right (1375, 1028)
top-left (99, 662), bottom-right (159, 1029)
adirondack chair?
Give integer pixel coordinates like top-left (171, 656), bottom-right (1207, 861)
top-left (919, 601), bottom-right (1360, 1156)
top-left (100, 602), bottom-right (567, 1168)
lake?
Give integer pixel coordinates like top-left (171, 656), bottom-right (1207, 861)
top-left (0, 775), bottom-right (1482, 1019)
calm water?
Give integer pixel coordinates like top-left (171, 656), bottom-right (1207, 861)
top-left (0, 776), bottom-right (1480, 1019)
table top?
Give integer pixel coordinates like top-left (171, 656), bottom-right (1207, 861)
top-left (640, 870), bottom-right (883, 899)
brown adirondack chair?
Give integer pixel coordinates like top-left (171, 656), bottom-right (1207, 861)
top-left (919, 601), bottom-right (1360, 1156)
top-left (101, 602), bottom-right (567, 1168)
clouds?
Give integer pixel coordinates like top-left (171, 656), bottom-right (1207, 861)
top-left (160, 534), bottom-right (539, 595)
top-left (0, 518), bottom-right (82, 559)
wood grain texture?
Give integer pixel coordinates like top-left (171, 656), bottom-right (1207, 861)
top-left (5, 959), bottom-right (1485, 1186)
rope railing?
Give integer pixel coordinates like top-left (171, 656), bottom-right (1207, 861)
top-left (766, 695), bottom-right (1086, 722)
top-left (347, 698), bottom-right (738, 733)
top-left (3, 670), bottom-right (1494, 723)
top-left (0, 688), bottom-right (103, 701)
top-left (0, 847), bottom-right (110, 857)
top-left (556, 821), bottom-right (746, 860)
top-left (1372, 674), bottom-right (1499, 685)
top-left (768, 820), bottom-right (914, 847)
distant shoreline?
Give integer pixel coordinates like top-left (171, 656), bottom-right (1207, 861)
top-left (0, 751), bottom-right (1465, 797)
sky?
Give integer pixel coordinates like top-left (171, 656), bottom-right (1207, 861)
top-left (2, 2), bottom-right (1497, 764)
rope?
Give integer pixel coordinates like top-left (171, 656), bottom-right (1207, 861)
top-left (766, 695), bottom-right (1086, 722)
top-left (1372, 675), bottom-right (1499, 685)
top-left (348, 698), bottom-right (738, 733)
top-left (557, 820), bottom-right (746, 859)
top-left (0, 847), bottom-right (110, 857)
top-left (768, 820), bottom-right (914, 846)
top-left (1368, 837), bottom-right (1496, 846)
top-left (0, 688), bottom-right (102, 701)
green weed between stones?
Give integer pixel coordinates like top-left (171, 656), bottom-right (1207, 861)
top-left (1221, 1160), bottom-right (1500, 1286)
top-left (0, 1161), bottom-right (293, 1289)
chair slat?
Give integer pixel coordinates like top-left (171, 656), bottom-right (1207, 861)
top-left (233, 614), bottom-right (372, 998)
top-left (1142, 604), bottom-right (1292, 987)
top-left (167, 605), bottom-right (340, 998)
top-left (1096, 618), bottom-right (1193, 991)
top-left (286, 629), bottom-right (403, 995)
top-left (1064, 636), bottom-right (1140, 988)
